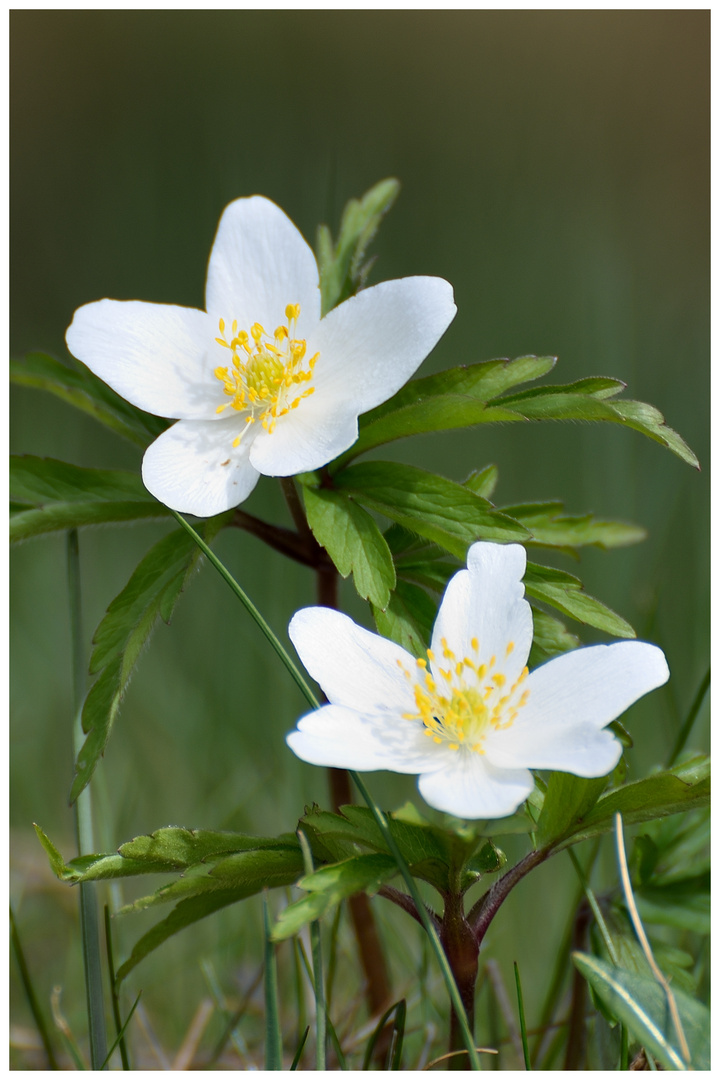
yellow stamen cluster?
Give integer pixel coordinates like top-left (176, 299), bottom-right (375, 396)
top-left (398, 636), bottom-right (530, 754)
top-left (213, 304), bottom-right (318, 447)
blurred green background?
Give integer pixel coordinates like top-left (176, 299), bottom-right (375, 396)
top-left (11, 9), bottom-right (708, 1065)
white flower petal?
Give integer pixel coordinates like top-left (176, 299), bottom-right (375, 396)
top-left (248, 396), bottom-right (360, 476)
top-left (142, 418), bottom-right (260, 516)
top-left (485, 641), bottom-right (669, 774)
top-left (418, 752), bottom-right (534, 819)
top-left (288, 607), bottom-right (417, 714)
top-left (66, 300), bottom-right (215, 419)
top-left (205, 196), bottom-right (321, 330)
top-left (287, 704), bottom-right (444, 774)
top-left (431, 542), bottom-right (532, 684)
top-left (310, 277), bottom-right (456, 415)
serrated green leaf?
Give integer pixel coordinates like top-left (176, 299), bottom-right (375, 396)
top-left (334, 462), bottom-right (529, 558)
top-left (33, 823), bottom-right (72, 880)
top-left (536, 773), bottom-right (608, 846)
top-left (556, 757), bottom-right (710, 849)
top-left (494, 386), bottom-right (699, 469)
top-left (317, 178), bottom-right (400, 316)
top-left (524, 561), bottom-right (636, 638)
top-left (10, 352), bottom-right (168, 447)
top-left (303, 485), bottom-right (395, 608)
top-left (9, 456), bottom-right (169, 542)
top-left (500, 501), bottom-right (647, 550)
top-left (332, 356), bottom-right (557, 468)
top-left (116, 890), bottom-right (242, 983)
top-left (71, 519), bottom-right (228, 802)
top-left (372, 580), bottom-right (437, 658)
top-left (272, 853), bottom-right (398, 941)
top-left (572, 952), bottom-right (709, 1070)
top-left (209, 847), bottom-right (306, 888)
top-left (464, 464), bottom-right (499, 499)
top-left (117, 826), bottom-right (298, 867)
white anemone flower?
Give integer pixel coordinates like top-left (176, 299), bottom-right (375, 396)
top-left (65, 196), bottom-right (456, 517)
top-left (287, 542), bottom-right (669, 819)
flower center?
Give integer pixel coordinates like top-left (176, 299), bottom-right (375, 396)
top-left (213, 304), bottom-right (318, 447)
top-left (398, 636), bottom-right (531, 754)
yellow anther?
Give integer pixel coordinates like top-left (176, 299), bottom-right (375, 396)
top-left (286, 303), bottom-right (300, 321)
top-left (427, 649), bottom-right (435, 662)
top-left (416, 658), bottom-right (427, 668)
top-left (471, 637), bottom-right (479, 651)
top-left (449, 744), bottom-right (459, 751)
top-left (218, 318), bottom-right (225, 332)
top-left (433, 736), bottom-right (442, 744)
top-left (506, 641), bottom-right (515, 656)
top-left (492, 674), bottom-right (506, 688)
top-left (456, 662), bottom-right (464, 676)
top-left (232, 435), bottom-right (241, 448)
top-left (489, 655), bottom-right (496, 668)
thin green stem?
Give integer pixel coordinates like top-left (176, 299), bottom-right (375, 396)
top-left (171, 512), bottom-right (319, 708)
top-left (263, 895), bottom-right (283, 1069)
top-left (567, 848), bottom-right (618, 964)
top-left (103, 906), bottom-right (130, 1069)
top-left (10, 905), bottom-right (60, 1068)
top-left (174, 512), bottom-right (479, 1068)
top-left (298, 831), bottom-right (327, 1071)
top-left (667, 666), bottom-right (710, 767)
top-left (67, 530), bottom-right (107, 1070)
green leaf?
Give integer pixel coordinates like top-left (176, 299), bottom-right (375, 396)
top-left (527, 607), bottom-right (579, 667)
top-left (557, 757), bottom-right (710, 849)
top-left (117, 826), bottom-right (298, 868)
top-left (272, 853), bottom-right (398, 940)
top-left (71, 519), bottom-right (228, 802)
top-left (334, 462), bottom-right (529, 558)
top-left (372, 580), bottom-right (437, 658)
top-left (495, 386), bottom-right (699, 469)
top-left (10, 352), bottom-right (168, 447)
top-left (116, 890), bottom-right (243, 984)
top-left (524, 561), bottom-right (636, 638)
top-left (536, 773), bottom-right (608, 846)
top-left (499, 501), bottom-right (647, 550)
top-left (264, 896), bottom-right (284, 1070)
top-left (332, 355), bottom-right (557, 467)
top-left (302, 485), bottom-right (395, 609)
top-left (10, 456), bottom-right (169, 542)
top-left (316, 178), bottom-right (400, 316)
top-left (572, 952), bottom-right (709, 1070)
top-left (464, 464), bottom-right (499, 499)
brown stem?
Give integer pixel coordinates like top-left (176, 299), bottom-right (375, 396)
top-left (442, 890), bottom-right (479, 1066)
top-left (231, 507), bottom-right (331, 571)
top-left (469, 847), bottom-right (551, 944)
top-left (279, 476), bottom-right (315, 543)
top-left (377, 884), bottom-right (441, 931)
top-left (563, 899), bottom-right (592, 1070)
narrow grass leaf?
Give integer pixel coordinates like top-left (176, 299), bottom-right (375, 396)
top-left (290, 1027), bottom-right (310, 1070)
top-left (104, 905), bottom-right (131, 1070)
top-left (361, 999), bottom-right (407, 1070)
top-left (100, 992), bottom-right (141, 1070)
top-left (263, 896), bottom-right (284, 1069)
top-left (10, 906), bottom-right (60, 1069)
top-left (513, 963), bottom-right (531, 1070)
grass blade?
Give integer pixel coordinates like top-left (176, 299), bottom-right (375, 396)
top-left (103, 905), bottom-right (130, 1069)
top-left (100, 992), bottom-right (141, 1070)
top-left (513, 962), bottom-right (531, 1070)
top-left (290, 1026), bottom-right (310, 1070)
top-left (9, 906), bottom-right (60, 1068)
top-left (362, 998), bottom-right (407, 1070)
top-left (263, 895), bottom-right (283, 1069)
top-left (667, 667), bottom-right (710, 766)
top-left (298, 830), bottom-right (327, 1070)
